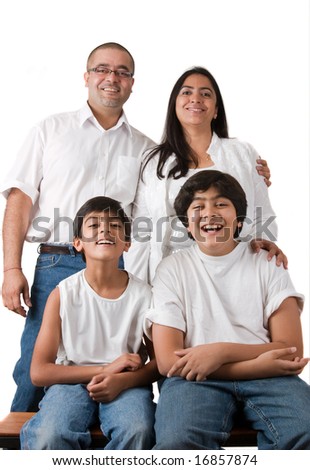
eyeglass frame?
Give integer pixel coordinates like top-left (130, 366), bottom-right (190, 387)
top-left (87, 66), bottom-right (134, 79)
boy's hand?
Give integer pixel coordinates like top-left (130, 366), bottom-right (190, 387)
top-left (250, 239), bottom-right (288, 269)
top-left (167, 344), bottom-right (224, 381)
top-left (253, 347), bottom-right (309, 377)
top-left (87, 374), bottom-right (125, 402)
top-left (103, 353), bottom-right (142, 375)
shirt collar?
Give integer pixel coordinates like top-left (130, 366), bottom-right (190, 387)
top-left (78, 102), bottom-right (132, 136)
top-left (207, 132), bottom-right (220, 153)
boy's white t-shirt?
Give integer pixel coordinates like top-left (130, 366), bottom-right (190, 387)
top-left (56, 270), bottom-right (152, 366)
top-left (144, 243), bottom-right (304, 347)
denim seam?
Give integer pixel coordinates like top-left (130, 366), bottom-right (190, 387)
top-left (246, 399), bottom-right (279, 449)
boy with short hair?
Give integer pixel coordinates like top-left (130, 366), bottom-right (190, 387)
top-left (21, 196), bottom-right (157, 450)
top-left (145, 170), bottom-right (310, 450)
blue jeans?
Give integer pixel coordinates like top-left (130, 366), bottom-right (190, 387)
top-left (154, 376), bottom-right (310, 450)
top-left (20, 383), bottom-right (156, 450)
top-left (11, 248), bottom-right (86, 411)
top-left (11, 249), bottom-right (124, 411)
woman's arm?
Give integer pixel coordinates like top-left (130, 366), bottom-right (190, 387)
top-left (250, 239), bottom-right (288, 268)
top-left (244, 144), bottom-right (278, 242)
top-left (256, 158), bottom-right (271, 187)
top-left (123, 168), bottom-right (152, 283)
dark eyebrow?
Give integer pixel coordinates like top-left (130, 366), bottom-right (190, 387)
top-left (180, 85), bottom-right (214, 93)
top-left (95, 63), bottom-right (131, 71)
top-left (191, 193), bottom-right (225, 203)
top-left (84, 215), bottom-right (122, 223)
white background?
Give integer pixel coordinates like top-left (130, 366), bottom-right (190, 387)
top-left (0, 0), bottom-right (309, 419)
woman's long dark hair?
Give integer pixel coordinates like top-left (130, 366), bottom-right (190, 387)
top-left (143, 66), bottom-right (229, 180)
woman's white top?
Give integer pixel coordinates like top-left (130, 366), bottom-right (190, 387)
top-left (125, 133), bottom-right (278, 283)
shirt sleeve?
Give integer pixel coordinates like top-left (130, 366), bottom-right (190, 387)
top-left (124, 161), bottom-right (154, 283)
top-left (263, 262), bottom-right (304, 327)
top-left (0, 125), bottom-right (44, 204)
top-left (243, 142), bottom-right (278, 241)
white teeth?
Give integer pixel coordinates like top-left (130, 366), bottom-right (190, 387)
top-left (97, 240), bottom-right (114, 245)
top-left (202, 224), bottom-right (223, 232)
top-left (102, 87), bottom-right (118, 92)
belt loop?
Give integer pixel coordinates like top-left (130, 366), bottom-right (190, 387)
top-left (68, 245), bottom-right (76, 257)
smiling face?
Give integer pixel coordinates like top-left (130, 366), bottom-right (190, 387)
top-left (74, 210), bottom-right (130, 263)
top-left (84, 47), bottom-right (134, 112)
top-left (176, 73), bottom-right (218, 131)
top-left (187, 186), bottom-right (241, 256)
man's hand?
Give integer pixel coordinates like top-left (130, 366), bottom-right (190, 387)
top-left (2, 269), bottom-right (32, 317)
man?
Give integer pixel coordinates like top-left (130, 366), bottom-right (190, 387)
top-left (0, 42), bottom-right (155, 411)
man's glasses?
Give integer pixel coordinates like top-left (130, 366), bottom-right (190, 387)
top-left (87, 66), bottom-right (133, 79)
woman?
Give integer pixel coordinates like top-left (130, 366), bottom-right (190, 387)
top-left (125, 66), bottom-right (284, 283)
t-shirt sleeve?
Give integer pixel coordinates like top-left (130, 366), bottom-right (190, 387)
top-left (263, 263), bottom-right (304, 326)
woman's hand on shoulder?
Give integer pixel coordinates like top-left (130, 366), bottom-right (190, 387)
top-left (250, 239), bottom-right (288, 269)
top-left (256, 158), bottom-right (271, 187)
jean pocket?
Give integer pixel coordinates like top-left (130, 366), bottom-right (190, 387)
top-left (35, 254), bottom-right (62, 269)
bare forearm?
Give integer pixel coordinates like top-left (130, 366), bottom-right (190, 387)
top-left (3, 189), bottom-right (32, 268)
top-left (166, 341), bottom-right (297, 381)
top-left (30, 363), bottom-right (105, 387)
top-left (2, 189), bottom-right (33, 314)
top-left (211, 348), bottom-right (306, 380)
top-left (112, 359), bottom-right (160, 391)
top-left (215, 341), bottom-right (292, 363)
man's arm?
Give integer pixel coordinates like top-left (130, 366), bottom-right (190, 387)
top-left (2, 188), bottom-right (33, 316)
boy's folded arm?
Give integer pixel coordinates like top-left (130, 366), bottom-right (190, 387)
top-left (151, 324), bottom-right (185, 376)
top-left (211, 297), bottom-right (306, 380)
top-left (31, 362), bottom-right (109, 387)
top-left (89, 335), bottom-right (161, 399)
top-left (210, 348), bottom-right (309, 380)
top-left (112, 357), bottom-right (160, 390)
top-left (166, 341), bottom-right (296, 381)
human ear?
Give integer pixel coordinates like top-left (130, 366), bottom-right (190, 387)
top-left (84, 71), bottom-right (90, 88)
top-left (73, 238), bottom-right (83, 253)
top-left (123, 241), bottom-right (131, 253)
